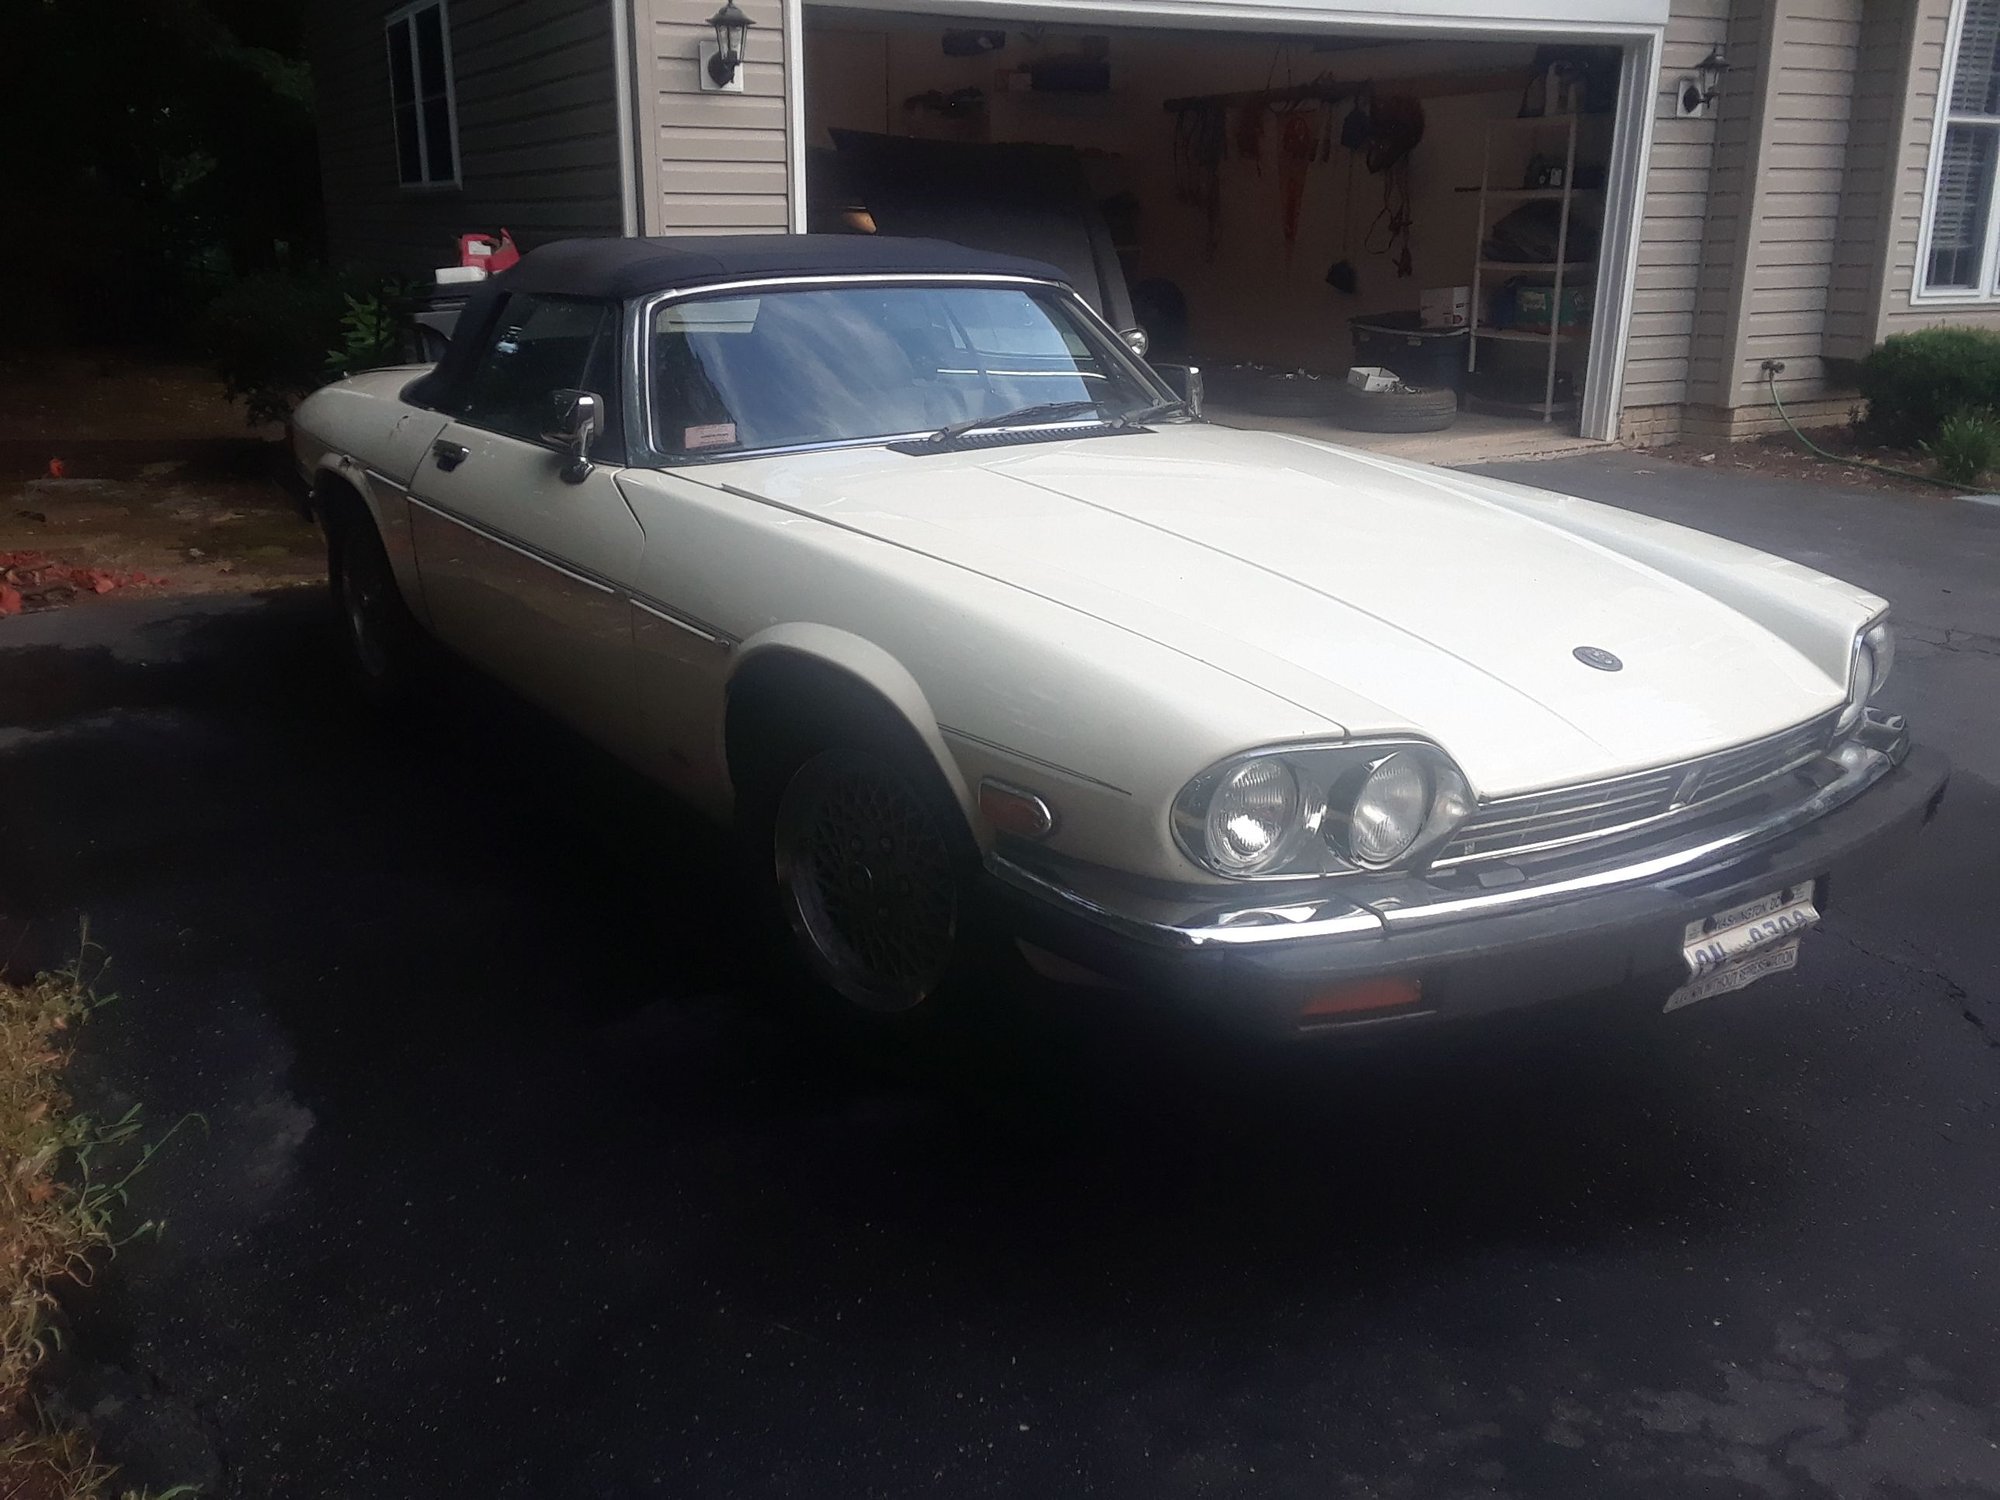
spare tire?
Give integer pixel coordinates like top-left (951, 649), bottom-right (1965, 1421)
top-left (1327, 381), bottom-right (1458, 433)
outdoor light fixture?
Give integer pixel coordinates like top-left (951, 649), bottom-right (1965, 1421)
top-left (702, 2), bottom-right (753, 92)
top-left (1676, 45), bottom-right (1729, 118)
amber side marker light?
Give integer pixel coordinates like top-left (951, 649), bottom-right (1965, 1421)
top-left (979, 778), bottom-right (1056, 839)
top-left (1297, 977), bottom-right (1424, 1024)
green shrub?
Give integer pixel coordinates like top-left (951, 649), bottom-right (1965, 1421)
top-left (202, 270), bottom-right (413, 427)
top-left (1857, 326), bottom-right (2000, 448)
top-left (201, 268), bottom-right (349, 427)
top-left (326, 290), bottom-right (409, 382)
top-left (1922, 407), bottom-right (2000, 486)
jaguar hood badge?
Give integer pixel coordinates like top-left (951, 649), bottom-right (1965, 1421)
top-left (1573, 646), bottom-right (1624, 672)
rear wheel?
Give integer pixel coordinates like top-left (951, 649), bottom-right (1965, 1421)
top-left (326, 504), bottom-right (425, 704)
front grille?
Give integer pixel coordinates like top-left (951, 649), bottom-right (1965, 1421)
top-left (1435, 710), bottom-right (1841, 868)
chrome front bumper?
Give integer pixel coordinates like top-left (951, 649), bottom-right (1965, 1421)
top-left (983, 712), bottom-right (1950, 1032)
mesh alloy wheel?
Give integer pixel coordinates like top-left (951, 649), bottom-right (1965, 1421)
top-left (337, 529), bottom-right (393, 683)
top-left (773, 747), bottom-right (961, 1014)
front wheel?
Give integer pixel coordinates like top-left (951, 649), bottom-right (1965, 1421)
top-left (326, 508), bottom-right (425, 704)
top-left (772, 745), bottom-right (969, 1017)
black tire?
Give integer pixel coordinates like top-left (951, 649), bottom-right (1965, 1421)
top-left (325, 502), bottom-right (426, 705)
top-left (734, 694), bottom-right (1009, 1047)
top-left (1327, 381), bottom-right (1460, 433)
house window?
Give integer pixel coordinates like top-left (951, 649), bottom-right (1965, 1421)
top-left (1922, 0), bottom-right (2000, 296)
top-left (386, 0), bottom-right (459, 188)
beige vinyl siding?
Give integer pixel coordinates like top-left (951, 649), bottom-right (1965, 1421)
top-left (1821, 0), bottom-right (1903, 363)
top-left (1620, 0), bottom-right (1732, 417)
top-left (312, 0), bottom-right (625, 274)
top-left (1879, 0), bottom-right (2000, 334)
top-left (1721, 0), bottom-right (1866, 405)
top-left (1684, 0), bottom-right (1773, 405)
top-left (634, 0), bottom-right (792, 234)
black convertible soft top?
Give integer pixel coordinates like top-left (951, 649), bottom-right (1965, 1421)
top-left (500, 233), bottom-right (1067, 300)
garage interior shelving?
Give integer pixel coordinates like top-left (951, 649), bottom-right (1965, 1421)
top-left (1462, 113), bottom-right (1601, 423)
top-left (801, 10), bottom-right (1620, 444)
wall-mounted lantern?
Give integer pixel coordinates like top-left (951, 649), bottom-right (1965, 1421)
top-left (700, 2), bottom-right (754, 94)
top-left (1675, 46), bottom-right (1729, 118)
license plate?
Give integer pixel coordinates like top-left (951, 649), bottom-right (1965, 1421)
top-left (1664, 882), bottom-right (1819, 1013)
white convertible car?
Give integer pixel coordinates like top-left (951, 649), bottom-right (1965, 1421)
top-left (292, 235), bottom-right (1949, 1036)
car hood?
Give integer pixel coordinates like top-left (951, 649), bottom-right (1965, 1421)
top-left (696, 424), bottom-right (1869, 795)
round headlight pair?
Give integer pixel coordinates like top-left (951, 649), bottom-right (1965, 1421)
top-left (1177, 743), bottom-right (1472, 879)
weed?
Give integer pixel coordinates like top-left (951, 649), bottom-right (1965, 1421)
top-left (1922, 407), bottom-right (2000, 487)
top-left (1, 932), bottom-right (202, 1500)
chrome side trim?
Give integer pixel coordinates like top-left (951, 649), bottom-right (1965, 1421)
top-left (629, 594), bottom-right (737, 646)
top-left (991, 722), bottom-right (1910, 952)
top-left (406, 494), bottom-right (617, 596)
top-left (939, 724), bottom-right (1132, 797)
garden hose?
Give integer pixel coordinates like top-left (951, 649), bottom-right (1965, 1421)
top-left (1765, 367), bottom-right (1964, 490)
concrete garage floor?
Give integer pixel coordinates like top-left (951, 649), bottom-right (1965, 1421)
top-left (3, 453), bottom-right (2000, 1499)
top-left (1209, 402), bottom-right (1607, 464)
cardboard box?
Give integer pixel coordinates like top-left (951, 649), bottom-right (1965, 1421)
top-left (1347, 365), bottom-right (1401, 393)
top-left (1421, 286), bottom-right (1470, 329)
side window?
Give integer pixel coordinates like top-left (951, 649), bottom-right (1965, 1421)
top-left (456, 295), bottom-right (617, 443)
top-left (386, 1), bottom-right (459, 188)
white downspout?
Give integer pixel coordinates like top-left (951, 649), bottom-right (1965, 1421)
top-left (1581, 30), bottom-right (1661, 443)
top-left (783, 0), bottom-right (808, 231)
top-left (611, 0), bottom-right (642, 237)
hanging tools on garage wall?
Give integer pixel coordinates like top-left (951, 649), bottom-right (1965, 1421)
top-left (1279, 111), bottom-right (1316, 259)
top-left (1162, 75), bottom-right (1431, 279)
top-left (1324, 95), bottom-right (1369, 294)
top-left (1170, 101), bottom-right (1226, 257)
top-left (1361, 96), bottom-right (1424, 278)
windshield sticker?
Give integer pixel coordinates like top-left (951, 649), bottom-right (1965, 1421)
top-left (684, 423), bottom-right (738, 450)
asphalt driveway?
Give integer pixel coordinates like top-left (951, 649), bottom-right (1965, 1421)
top-left (3, 450), bottom-right (1998, 1500)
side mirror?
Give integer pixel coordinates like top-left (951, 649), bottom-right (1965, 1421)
top-left (543, 388), bottom-right (602, 483)
top-left (1119, 326), bottom-right (1150, 358)
top-left (1152, 362), bottom-right (1204, 420)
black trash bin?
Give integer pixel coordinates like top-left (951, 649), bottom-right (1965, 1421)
top-left (1348, 311), bottom-right (1469, 395)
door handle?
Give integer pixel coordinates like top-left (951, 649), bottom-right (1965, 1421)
top-left (432, 439), bottom-right (469, 472)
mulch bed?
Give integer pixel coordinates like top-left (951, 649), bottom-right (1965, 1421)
top-left (1645, 429), bottom-right (1956, 497)
top-left (0, 549), bottom-right (168, 617)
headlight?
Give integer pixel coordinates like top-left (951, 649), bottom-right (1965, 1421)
top-left (1838, 618), bottom-right (1894, 733)
top-left (1863, 620), bottom-right (1894, 694)
top-left (1173, 741), bottom-right (1474, 879)
top-left (1204, 758), bottom-right (1303, 874)
top-left (1347, 752), bottom-right (1433, 867)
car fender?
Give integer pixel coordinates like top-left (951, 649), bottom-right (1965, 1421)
top-left (728, 623), bottom-right (977, 826)
top-left (309, 451), bottom-right (431, 625)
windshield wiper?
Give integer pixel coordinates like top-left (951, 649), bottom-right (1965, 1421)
top-left (925, 400), bottom-right (1109, 443)
top-left (1113, 398), bottom-right (1190, 427)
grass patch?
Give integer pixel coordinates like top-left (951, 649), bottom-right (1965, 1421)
top-left (1, 938), bottom-right (197, 1500)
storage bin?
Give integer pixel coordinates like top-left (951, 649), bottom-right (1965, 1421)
top-left (1349, 311), bottom-right (1469, 393)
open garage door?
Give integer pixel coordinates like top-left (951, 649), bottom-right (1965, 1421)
top-left (794, 2), bottom-right (1659, 446)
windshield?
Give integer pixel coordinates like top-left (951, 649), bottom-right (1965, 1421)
top-left (648, 283), bottom-right (1166, 458)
